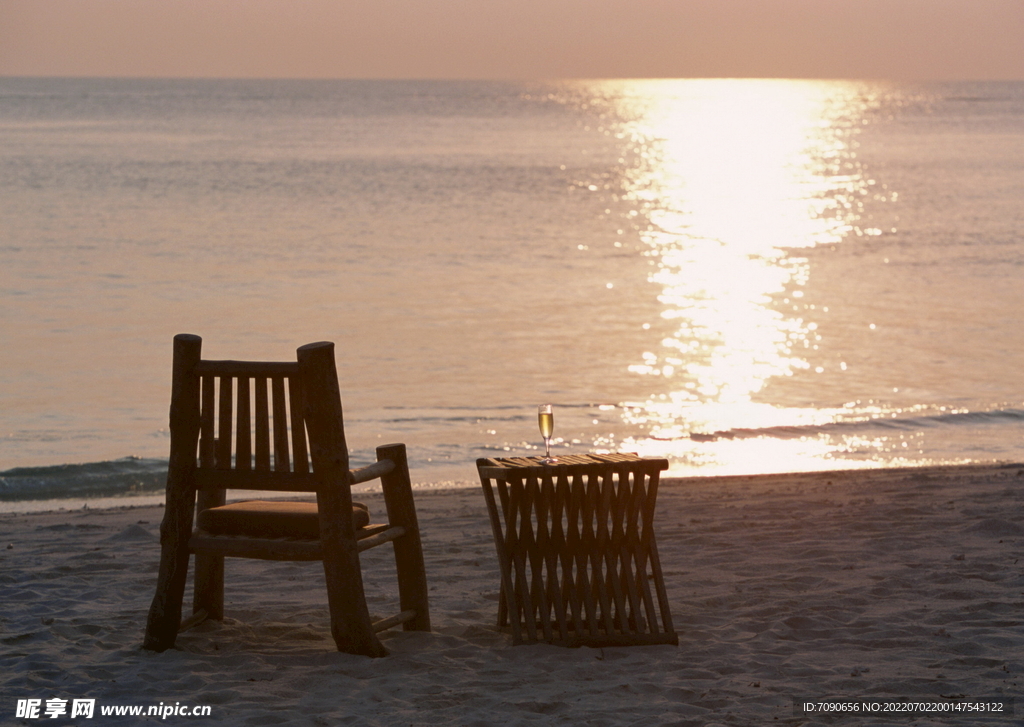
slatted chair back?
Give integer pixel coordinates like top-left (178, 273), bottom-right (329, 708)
top-left (144, 334), bottom-right (429, 658)
top-left (196, 358), bottom-right (320, 489)
top-left (189, 357), bottom-right (328, 530)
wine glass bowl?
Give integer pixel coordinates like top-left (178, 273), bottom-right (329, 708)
top-left (538, 404), bottom-right (556, 463)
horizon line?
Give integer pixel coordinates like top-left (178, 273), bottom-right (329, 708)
top-left (3, 73), bottom-right (1023, 84)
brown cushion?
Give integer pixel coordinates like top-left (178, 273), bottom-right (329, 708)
top-left (196, 500), bottom-right (369, 539)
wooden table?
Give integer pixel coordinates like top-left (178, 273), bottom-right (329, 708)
top-left (477, 453), bottom-right (677, 647)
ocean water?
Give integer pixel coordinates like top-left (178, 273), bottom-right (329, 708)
top-left (2, 77), bottom-right (1023, 509)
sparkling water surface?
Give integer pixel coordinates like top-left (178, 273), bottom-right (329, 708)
top-left (2, 78), bottom-right (1023, 506)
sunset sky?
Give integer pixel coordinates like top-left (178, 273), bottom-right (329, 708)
top-left (1, 0), bottom-right (1022, 80)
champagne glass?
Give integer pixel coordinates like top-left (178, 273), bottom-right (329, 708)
top-left (538, 404), bottom-right (557, 462)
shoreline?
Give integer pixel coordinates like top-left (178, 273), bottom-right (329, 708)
top-left (662, 460), bottom-right (1024, 490)
top-left (3, 461), bottom-right (1023, 723)
top-left (4, 460), bottom-right (1021, 517)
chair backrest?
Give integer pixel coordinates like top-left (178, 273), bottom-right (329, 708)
top-left (167, 334), bottom-right (350, 498)
top-left (198, 360), bottom-right (310, 475)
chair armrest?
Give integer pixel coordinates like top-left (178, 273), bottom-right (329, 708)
top-left (350, 459), bottom-right (396, 485)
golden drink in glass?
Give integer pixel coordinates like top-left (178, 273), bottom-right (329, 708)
top-left (538, 404), bottom-right (556, 462)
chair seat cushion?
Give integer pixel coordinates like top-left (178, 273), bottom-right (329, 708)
top-left (196, 500), bottom-right (369, 539)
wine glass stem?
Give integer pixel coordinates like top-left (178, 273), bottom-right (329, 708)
top-left (544, 437), bottom-right (551, 459)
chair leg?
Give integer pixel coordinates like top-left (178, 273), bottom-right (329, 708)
top-left (193, 553), bottom-right (224, 621)
top-left (316, 475), bottom-right (388, 657)
top-left (378, 443), bottom-right (431, 632)
top-left (193, 490), bottom-right (225, 620)
top-left (143, 465), bottom-right (197, 652)
top-left (144, 332), bottom-right (203, 653)
top-left (300, 340), bottom-right (388, 657)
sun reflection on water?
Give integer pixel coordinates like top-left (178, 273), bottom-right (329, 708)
top-left (591, 79), bottom-right (884, 474)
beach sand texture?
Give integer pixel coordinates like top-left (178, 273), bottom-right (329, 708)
top-left (3, 464), bottom-right (1023, 725)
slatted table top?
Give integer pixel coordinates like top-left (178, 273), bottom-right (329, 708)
top-left (477, 452), bottom-right (668, 473)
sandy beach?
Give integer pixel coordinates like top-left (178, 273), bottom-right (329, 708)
top-left (3, 463), bottom-right (1024, 725)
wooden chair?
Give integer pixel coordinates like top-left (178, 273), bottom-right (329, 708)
top-left (143, 334), bottom-right (430, 657)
